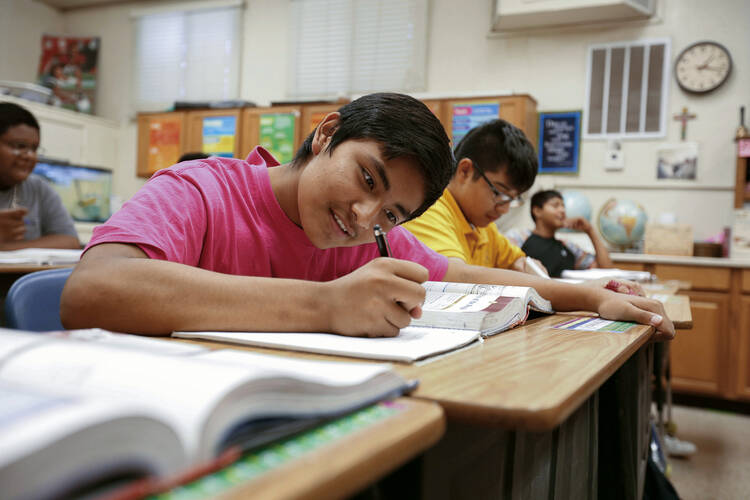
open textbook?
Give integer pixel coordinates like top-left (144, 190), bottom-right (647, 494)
top-left (174, 281), bottom-right (553, 363)
top-left (0, 247), bottom-right (82, 265)
top-left (0, 329), bottom-right (412, 500)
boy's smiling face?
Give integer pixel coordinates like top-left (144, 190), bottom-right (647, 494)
top-left (296, 121), bottom-right (426, 249)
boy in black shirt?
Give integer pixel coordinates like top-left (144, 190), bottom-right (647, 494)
top-left (521, 190), bottom-right (613, 277)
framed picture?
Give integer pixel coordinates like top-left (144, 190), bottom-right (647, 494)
top-left (656, 143), bottom-right (698, 180)
top-left (538, 111), bottom-right (581, 175)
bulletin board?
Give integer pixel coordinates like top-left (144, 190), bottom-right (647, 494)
top-left (537, 111), bottom-right (581, 175)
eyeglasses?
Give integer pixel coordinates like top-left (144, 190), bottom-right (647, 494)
top-left (471, 160), bottom-right (524, 208)
top-left (1, 141), bottom-right (45, 157)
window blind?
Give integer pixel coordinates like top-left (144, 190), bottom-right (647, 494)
top-left (584, 38), bottom-right (670, 139)
top-left (133, 4), bottom-right (242, 110)
top-left (288, 0), bottom-right (428, 99)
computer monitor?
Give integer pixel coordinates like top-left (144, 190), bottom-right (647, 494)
top-left (33, 158), bottom-right (112, 223)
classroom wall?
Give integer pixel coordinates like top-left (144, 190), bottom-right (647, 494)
top-left (5, 0), bottom-right (750, 241)
top-left (0, 0), bottom-right (63, 83)
top-left (426, 0), bottom-right (750, 242)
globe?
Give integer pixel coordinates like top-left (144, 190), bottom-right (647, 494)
top-left (597, 198), bottom-right (648, 249)
top-left (560, 190), bottom-right (592, 232)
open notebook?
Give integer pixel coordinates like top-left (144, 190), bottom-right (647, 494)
top-left (174, 281), bottom-right (553, 363)
top-left (0, 328), bottom-right (412, 500)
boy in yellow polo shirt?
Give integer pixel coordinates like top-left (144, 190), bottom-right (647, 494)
top-left (404, 119), bottom-right (542, 274)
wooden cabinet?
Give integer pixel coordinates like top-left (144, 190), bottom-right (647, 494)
top-left (135, 94), bottom-right (538, 176)
top-left (185, 109), bottom-right (245, 159)
top-left (614, 259), bottom-right (750, 403)
top-left (614, 262), bottom-right (647, 272)
top-left (441, 95), bottom-right (538, 148)
top-left (670, 291), bottom-right (729, 396)
top-left (240, 106), bottom-right (302, 163)
top-left (737, 297), bottom-right (750, 400)
top-left (136, 112), bottom-right (187, 177)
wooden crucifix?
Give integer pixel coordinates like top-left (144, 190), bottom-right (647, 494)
top-left (673, 107), bottom-right (696, 141)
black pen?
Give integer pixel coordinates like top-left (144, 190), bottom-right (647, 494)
top-left (373, 224), bottom-right (391, 257)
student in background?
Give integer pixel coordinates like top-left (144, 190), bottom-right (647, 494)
top-left (178, 152), bottom-right (211, 163)
top-left (403, 119), bottom-right (547, 275)
top-left (61, 93), bottom-right (672, 339)
top-left (0, 102), bottom-right (80, 250)
top-left (507, 190), bottom-right (613, 278)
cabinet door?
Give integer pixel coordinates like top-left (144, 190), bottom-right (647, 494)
top-left (736, 297), bottom-right (750, 400)
top-left (185, 109), bottom-right (244, 159)
top-left (612, 261), bottom-right (647, 272)
top-left (670, 291), bottom-right (729, 396)
top-left (137, 112), bottom-right (187, 178)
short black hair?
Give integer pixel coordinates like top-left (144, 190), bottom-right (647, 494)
top-left (529, 189), bottom-right (563, 222)
top-left (178, 152), bottom-right (211, 162)
top-left (0, 102), bottom-right (40, 137)
top-left (453, 119), bottom-right (537, 194)
top-left (292, 93), bottom-right (454, 220)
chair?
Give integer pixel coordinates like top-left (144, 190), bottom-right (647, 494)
top-left (5, 267), bottom-right (73, 331)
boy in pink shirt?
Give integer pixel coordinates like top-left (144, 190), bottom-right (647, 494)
top-left (61, 93), bottom-right (673, 339)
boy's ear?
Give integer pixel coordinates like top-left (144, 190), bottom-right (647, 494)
top-left (311, 112), bottom-right (341, 155)
top-left (454, 158), bottom-right (475, 185)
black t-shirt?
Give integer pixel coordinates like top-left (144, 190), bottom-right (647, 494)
top-left (521, 233), bottom-right (576, 278)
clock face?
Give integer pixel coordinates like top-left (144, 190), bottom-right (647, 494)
top-left (675, 41), bottom-right (732, 94)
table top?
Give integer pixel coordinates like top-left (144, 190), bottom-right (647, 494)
top-left (650, 293), bottom-right (692, 329)
top-left (612, 252), bottom-right (750, 269)
top-left (180, 313), bottom-right (656, 433)
top-left (219, 398), bottom-right (444, 500)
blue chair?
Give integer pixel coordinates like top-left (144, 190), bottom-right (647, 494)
top-left (5, 267), bottom-right (74, 331)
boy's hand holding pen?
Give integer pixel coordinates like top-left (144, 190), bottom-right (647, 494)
top-left (319, 225), bottom-right (427, 338)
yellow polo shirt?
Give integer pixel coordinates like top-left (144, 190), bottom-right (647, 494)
top-left (403, 189), bottom-right (525, 269)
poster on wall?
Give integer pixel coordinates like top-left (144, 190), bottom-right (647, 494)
top-left (656, 143), bottom-right (698, 180)
top-left (538, 111), bottom-right (581, 175)
top-left (451, 102), bottom-right (500, 145)
top-left (259, 113), bottom-right (296, 164)
top-left (37, 35), bottom-right (99, 114)
top-left (202, 116), bottom-right (237, 158)
top-left (148, 118), bottom-right (182, 173)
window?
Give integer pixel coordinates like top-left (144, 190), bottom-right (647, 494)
top-left (288, 0), bottom-right (429, 99)
top-left (133, 1), bottom-right (243, 110)
top-left (584, 38), bottom-right (670, 139)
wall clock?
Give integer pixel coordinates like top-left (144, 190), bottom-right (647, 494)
top-left (674, 40), bottom-right (732, 94)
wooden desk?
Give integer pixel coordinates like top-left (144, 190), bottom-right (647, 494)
top-left (648, 293), bottom-right (693, 329)
top-left (217, 398), bottom-right (444, 500)
top-left (181, 314), bottom-right (659, 500)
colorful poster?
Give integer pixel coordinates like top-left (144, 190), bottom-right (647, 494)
top-left (259, 113), bottom-right (296, 163)
top-left (147, 118), bottom-right (181, 173)
top-left (202, 116), bottom-right (237, 158)
top-left (451, 102), bottom-right (500, 145)
top-left (37, 35), bottom-right (100, 114)
top-left (538, 111), bottom-right (581, 175)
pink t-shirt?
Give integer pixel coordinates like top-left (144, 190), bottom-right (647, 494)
top-left (87, 147), bottom-right (448, 282)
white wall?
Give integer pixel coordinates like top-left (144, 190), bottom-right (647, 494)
top-left (0, 0), bottom-right (63, 83)
top-left (6, 0), bottom-right (750, 241)
top-left (424, 0), bottom-right (750, 241)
